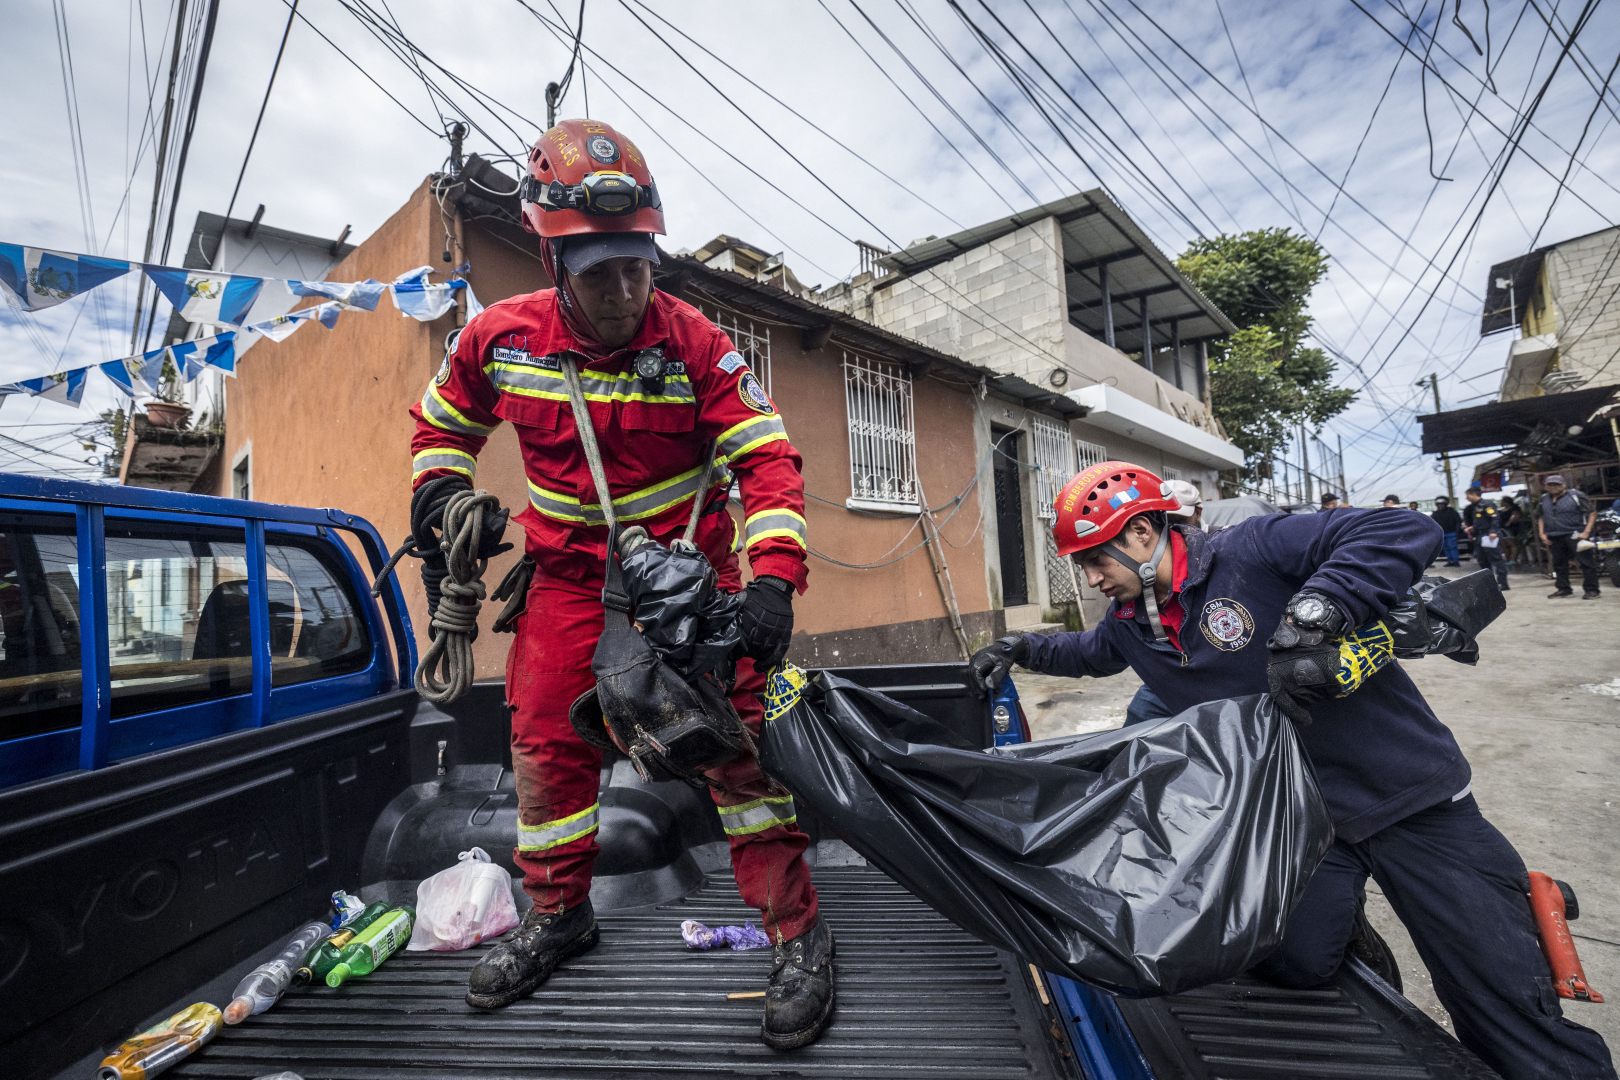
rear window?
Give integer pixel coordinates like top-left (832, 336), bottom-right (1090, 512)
top-left (266, 534), bottom-right (372, 687)
top-left (0, 513), bottom-right (83, 742)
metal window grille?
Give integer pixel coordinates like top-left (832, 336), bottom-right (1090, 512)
top-left (1044, 528), bottom-right (1078, 603)
top-left (843, 351), bottom-right (918, 507)
top-left (1031, 416), bottom-right (1078, 521)
top-left (709, 307), bottom-right (772, 395)
top-left (1074, 437), bottom-right (1107, 471)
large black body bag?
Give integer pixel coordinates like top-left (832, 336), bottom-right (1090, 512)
top-left (759, 671), bottom-right (1335, 996)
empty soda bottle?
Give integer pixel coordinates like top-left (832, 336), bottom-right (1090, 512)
top-left (98, 1002), bottom-right (222, 1080)
top-left (293, 902), bottom-right (390, 986)
top-left (224, 920), bottom-right (332, 1024)
top-left (326, 905), bottom-right (417, 987)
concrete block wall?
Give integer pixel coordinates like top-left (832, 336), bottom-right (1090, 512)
top-left (1546, 227), bottom-right (1620, 385)
top-left (870, 217), bottom-right (1068, 383)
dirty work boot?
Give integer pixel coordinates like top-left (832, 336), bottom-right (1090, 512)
top-left (465, 901), bottom-right (599, 1009)
top-left (1346, 893), bottom-right (1402, 993)
top-left (762, 918), bottom-right (835, 1050)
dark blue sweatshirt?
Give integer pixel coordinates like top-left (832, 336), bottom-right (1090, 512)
top-left (1023, 509), bottom-right (1468, 843)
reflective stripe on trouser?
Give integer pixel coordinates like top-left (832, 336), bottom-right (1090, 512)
top-left (518, 803), bottom-right (599, 851)
top-left (507, 550), bottom-right (818, 938)
top-left (717, 796), bottom-right (796, 836)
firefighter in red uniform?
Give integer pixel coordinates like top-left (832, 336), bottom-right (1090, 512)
top-left (408, 119), bottom-right (833, 1050)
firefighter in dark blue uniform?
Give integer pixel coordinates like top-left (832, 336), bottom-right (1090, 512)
top-left (970, 461), bottom-right (1614, 1080)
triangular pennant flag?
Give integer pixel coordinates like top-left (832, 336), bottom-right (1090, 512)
top-left (144, 266), bottom-right (264, 326)
top-left (315, 301), bottom-right (342, 329)
top-left (0, 245), bottom-right (131, 311)
top-left (99, 358), bottom-right (141, 397)
top-left (139, 344), bottom-right (170, 393)
top-left (391, 266), bottom-right (460, 322)
top-left (287, 277), bottom-right (387, 311)
top-left (461, 280), bottom-right (483, 317)
top-left (18, 368), bottom-right (89, 407)
top-left (200, 332), bottom-right (237, 376)
top-left (248, 305), bottom-right (320, 342)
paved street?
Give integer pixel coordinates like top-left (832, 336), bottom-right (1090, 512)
top-left (1018, 563), bottom-right (1620, 1047)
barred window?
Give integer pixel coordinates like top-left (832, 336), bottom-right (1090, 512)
top-left (1074, 436), bottom-right (1107, 471)
top-left (843, 351), bottom-right (918, 509)
top-left (709, 307), bottom-right (772, 395)
top-left (1031, 416), bottom-right (1077, 521)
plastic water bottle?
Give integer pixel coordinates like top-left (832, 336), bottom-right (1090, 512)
top-left (98, 1003), bottom-right (222, 1080)
top-left (293, 902), bottom-right (390, 986)
top-left (326, 905), bottom-right (417, 987)
top-left (224, 921), bottom-right (332, 1024)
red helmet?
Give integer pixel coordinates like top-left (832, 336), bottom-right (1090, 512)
top-left (1052, 461), bottom-right (1180, 557)
top-left (519, 119), bottom-right (665, 237)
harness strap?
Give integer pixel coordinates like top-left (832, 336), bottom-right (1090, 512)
top-left (1100, 526), bottom-right (1173, 643)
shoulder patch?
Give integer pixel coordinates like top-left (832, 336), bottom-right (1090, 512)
top-left (1200, 598), bottom-right (1255, 652)
top-left (738, 371), bottom-right (774, 414)
top-left (718, 350), bottom-right (747, 375)
top-left (434, 355), bottom-right (452, 385)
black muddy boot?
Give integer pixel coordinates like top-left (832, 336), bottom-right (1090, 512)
top-left (1347, 892), bottom-right (1402, 993)
top-left (762, 918), bottom-right (835, 1050)
top-left (465, 900), bottom-right (599, 1009)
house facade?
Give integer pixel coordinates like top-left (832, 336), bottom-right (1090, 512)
top-left (1483, 225), bottom-right (1620, 401)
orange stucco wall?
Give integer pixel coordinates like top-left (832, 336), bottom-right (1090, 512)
top-left (222, 178), bottom-right (993, 680)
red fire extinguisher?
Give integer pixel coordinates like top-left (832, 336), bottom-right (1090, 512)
top-left (1529, 872), bottom-right (1605, 1003)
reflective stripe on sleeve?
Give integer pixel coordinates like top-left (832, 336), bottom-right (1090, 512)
top-left (421, 384), bottom-right (496, 436)
top-left (716, 795), bottom-right (797, 836)
top-left (528, 458), bottom-right (733, 525)
top-left (412, 447), bottom-right (477, 482)
top-left (743, 508), bottom-right (807, 551)
top-left (517, 802), bottom-right (600, 851)
top-left (485, 358), bottom-right (695, 406)
top-left (717, 414), bottom-right (788, 462)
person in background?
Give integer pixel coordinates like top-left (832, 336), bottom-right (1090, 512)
top-left (1496, 495), bottom-right (1524, 564)
top-left (1320, 492), bottom-right (1341, 510)
top-left (1538, 474), bottom-right (1599, 599)
top-left (1430, 496), bottom-right (1462, 567)
top-left (1407, 501), bottom-right (1420, 511)
top-left (1463, 486), bottom-right (1510, 590)
top-left (1163, 479), bottom-right (1203, 528)
top-left (1382, 494), bottom-right (1402, 508)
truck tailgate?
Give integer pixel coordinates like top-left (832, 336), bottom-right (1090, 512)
top-left (166, 865), bottom-right (1076, 1079)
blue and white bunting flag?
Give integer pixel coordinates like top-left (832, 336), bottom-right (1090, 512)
top-left (288, 277), bottom-right (387, 311)
top-left (17, 368), bottom-right (89, 407)
top-left (98, 358), bottom-right (143, 397)
top-left (144, 266), bottom-right (263, 326)
top-left (390, 265), bottom-right (465, 321)
top-left (0, 245), bottom-right (131, 311)
top-left (169, 332), bottom-right (238, 382)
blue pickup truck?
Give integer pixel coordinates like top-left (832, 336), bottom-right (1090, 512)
top-left (0, 477), bottom-right (1493, 1080)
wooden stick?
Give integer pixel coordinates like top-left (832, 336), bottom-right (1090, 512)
top-left (726, 991), bottom-right (767, 1000)
top-left (1028, 963), bottom-right (1051, 1007)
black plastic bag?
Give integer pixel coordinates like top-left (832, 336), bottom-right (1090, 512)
top-left (1387, 570), bottom-right (1504, 664)
top-left (760, 670), bottom-right (1335, 997)
top-left (618, 532), bottom-right (742, 679)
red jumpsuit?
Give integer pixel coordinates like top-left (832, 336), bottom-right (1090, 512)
top-left (409, 288), bottom-right (817, 941)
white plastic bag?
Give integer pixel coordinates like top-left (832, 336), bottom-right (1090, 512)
top-left (406, 847), bottom-right (519, 951)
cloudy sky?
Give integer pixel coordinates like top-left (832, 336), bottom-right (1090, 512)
top-left (3, 0), bottom-right (1618, 498)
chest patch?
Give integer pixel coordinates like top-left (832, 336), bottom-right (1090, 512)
top-left (491, 346), bottom-right (559, 370)
top-left (1200, 598), bottom-right (1254, 652)
top-left (718, 350), bottom-right (747, 375)
top-left (738, 371), bottom-right (774, 414)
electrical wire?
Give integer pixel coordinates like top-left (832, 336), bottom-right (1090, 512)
top-left (225, 0), bottom-right (299, 224)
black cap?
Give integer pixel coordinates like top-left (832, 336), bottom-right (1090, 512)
top-left (557, 232), bottom-right (660, 275)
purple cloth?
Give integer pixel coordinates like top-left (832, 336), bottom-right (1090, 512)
top-left (681, 919), bottom-right (771, 950)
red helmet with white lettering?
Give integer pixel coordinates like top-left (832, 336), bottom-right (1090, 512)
top-left (519, 119), bottom-right (665, 238)
top-left (1052, 461), bottom-right (1180, 557)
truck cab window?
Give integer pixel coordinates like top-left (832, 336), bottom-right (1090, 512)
top-left (265, 535), bottom-right (372, 687)
top-left (0, 514), bottom-right (82, 743)
top-left (105, 523), bottom-right (252, 716)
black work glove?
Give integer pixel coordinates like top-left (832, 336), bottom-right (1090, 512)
top-left (1265, 591), bottom-right (1347, 725)
top-left (969, 634), bottom-right (1030, 697)
top-left (411, 475), bottom-right (513, 641)
top-left (736, 575), bottom-right (794, 669)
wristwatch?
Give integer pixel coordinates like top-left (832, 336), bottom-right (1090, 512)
top-left (1285, 592), bottom-right (1345, 634)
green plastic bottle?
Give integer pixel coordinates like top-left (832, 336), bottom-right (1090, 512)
top-left (293, 903), bottom-right (390, 986)
top-left (326, 905), bottom-right (416, 987)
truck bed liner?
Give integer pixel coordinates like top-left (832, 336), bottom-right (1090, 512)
top-left (168, 865), bottom-right (1075, 1079)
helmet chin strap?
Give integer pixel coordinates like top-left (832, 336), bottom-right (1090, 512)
top-left (1100, 526), bottom-right (1173, 642)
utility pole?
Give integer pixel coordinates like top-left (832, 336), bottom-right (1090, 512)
top-left (1422, 374), bottom-right (1456, 503)
top-left (1336, 433), bottom-right (1347, 504)
top-left (1299, 421), bottom-right (1313, 506)
top-left (130, 0), bottom-right (190, 354)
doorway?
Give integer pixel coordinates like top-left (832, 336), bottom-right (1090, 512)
top-left (992, 429), bottom-right (1028, 607)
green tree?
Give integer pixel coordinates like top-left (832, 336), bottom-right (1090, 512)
top-left (1176, 229), bottom-right (1354, 484)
